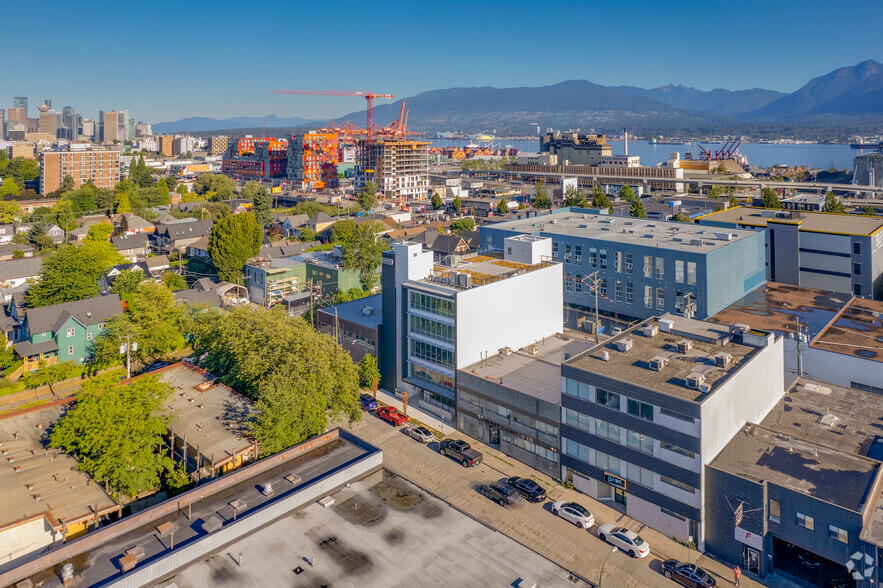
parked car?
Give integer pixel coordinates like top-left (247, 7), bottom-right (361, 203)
top-left (407, 426), bottom-right (433, 444)
top-left (439, 439), bottom-right (483, 467)
top-left (479, 483), bottom-right (519, 507)
top-left (359, 393), bottom-right (377, 411)
top-left (661, 560), bottom-right (716, 587)
top-left (505, 476), bottom-right (546, 503)
top-left (798, 551), bottom-right (822, 570)
top-left (376, 406), bottom-right (408, 426)
top-left (143, 361), bottom-right (170, 373)
top-left (597, 524), bottom-right (650, 558)
top-left (550, 500), bottom-right (594, 529)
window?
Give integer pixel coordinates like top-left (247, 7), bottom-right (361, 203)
top-left (513, 436), bottom-right (558, 462)
top-left (854, 283), bottom-right (862, 296)
top-left (662, 507), bottom-right (686, 521)
top-left (675, 260), bottom-right (684, 283)
top-left (409, 315), bottom-right (454, 344)
top-left (564, 243), bottom-right (572, 263)
top-left (660, 441), bottom-right (695, 459)
top-left (644, 285), bottom-right (653, 308)
top-left (596, 389), bottom-right (620, 410)
top-left (614, 251), bottom-right (622, 272)
top-left (68, 346), bottom-right (74, 355)
top-left (86, 332), bottom-right (93, 341)
top-left (66, 328), bottom-right (75, 337)
top-left (854, 242), bottom-right (861, 255)
top-left (599, 249), bottom-right (607, 269)
top-left (409, 339), bottom-right (454, 367)
top-left (796, 512), bottom-right (814, 531)
top-left (565, 408), bottom-right (591, 431)
top-left (685, 260), bottom-right (695, 284)
top-left (828, 525), bottom-right (848, 543)
top-left (564, 439), bottom-right (590, 463)
top-left (625, 252), bottom-right (633, 273)
top-left (595, 419), bottom-right (620, 442)
top-left (769, 500), bottom-right (781, 523)
top-left (409, 292), bottom-right (454, 318)
top-left (565, 272), bottom-right (573, 292)
top-left (627, 430), bottom-right (654, 454)
top-left (655, 257), bottom-right (664, 280)
top-left (564, 378), bottom-right (591, 401)
top-left (627, 399), bottom-right (653, 421)
top-left (594, 450), bottom-right (621, 475)
top-left (660, 476), bottom-right (695, 493)
top-left (552, 242), bottom-right (559, 259)
top-left (656, 287), bottom-right (665, 309)
top-left (660, 408), bottom-right (695, 423)
top-left (615, 280), bottom-right (623, 302)
top-left (589, 248), bottom-right (597, 268)
top-left (574, 245), bottom-right (582, 264)
top-left (643, 255), bottom-right (652, 278)
top-left (575, 274), bottom-right (582, 293)
top-left (627, 462), bottom-right (654, 488)
top-left (853, 262), bottom-right (862, 276)
top-left (626, 282), bottom-right (634, 304)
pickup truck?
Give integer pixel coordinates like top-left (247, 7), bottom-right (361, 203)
top-left (376, 406), bottom-right (408, 426)
top-left (439, 439), bottom-right (483, 467)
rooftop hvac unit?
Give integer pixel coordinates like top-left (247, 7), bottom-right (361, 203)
top-left (527, 344), bottom-right (539, 356)
top-left (601, 350), bottom-right (610, 361)
top-left (612, 327), bottom-right (623, 335)
top-left (649, 356), bottom-right (668, 371)
top-left (659, 318), bottom-right (675, 332)
top-left (677, 339), bottom-right (693, 354)
top-left (615, 338), bottom-right (633, 352)
top-left (686, 373), bottom-right (705, 389)
top-left (729, 323), bottom-right (750, 336)
top-left (714, 352), bottom-right (732, 368)
top-left (641, 325), bottom-right (658, 338)
top-left (458, 273), bottom-right (472, 288)
top-left (499, 347), bottom-right (512, 356)
top-left (699, 383), bottom-right (712, 393)
top-left (360, 306), bottom-right (374, 315)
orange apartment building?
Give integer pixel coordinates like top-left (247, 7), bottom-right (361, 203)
top-left (40, 150), bottom-right (120, 194)
top-left (287, 131), bottom-right (338, 190)
top-left (157, 135), bottom-right (174, 156)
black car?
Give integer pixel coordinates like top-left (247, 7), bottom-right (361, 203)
top-left (505, 476), bottom-right (546, 503)
top-left (479, 483), bottom-right (519, 507)
top-left (661, 560), bottom-right (716, 587)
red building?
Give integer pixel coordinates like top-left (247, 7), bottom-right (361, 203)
top-left (222, 137), bottom-right (289, 179)
top-left (287, 132), bottom-right (338, 190)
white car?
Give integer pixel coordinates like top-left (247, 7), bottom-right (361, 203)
top-left (406, 426), bottom-right (434, 444)
top-left (596, 524), bottom-right (650, 558)
top-left (550, 501), bottom-right (594, 529)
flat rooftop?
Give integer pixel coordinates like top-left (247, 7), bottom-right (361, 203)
top-left (811, 296), bottom-right (883, 363)
top-left (707, 283), bottom-right (849, 339)
top-left (167, 471), bottom-right (575, 588)
top-left (0, 402), bottom-right (118, 544)
top-left (412, 251), bottom-right (555, 292)
top-left (697, 207), bottom-right (883, 236)
top-left (318, 293), bottom-right (382, 331)
top-left (486, 210), bottom-right (758, 253)
top-left (710, 423), bottom-right (879, 512)
top-left (566, 315), bottom-right (759, 402)
top-left (460, 330), bottom-right (596, 404)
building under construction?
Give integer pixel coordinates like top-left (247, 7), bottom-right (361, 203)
top-left (355, 139), bottom-right (430, 202)
top-left (221, 137), bottom-right (289, 179)
top-left (287, 131), bottom-right (339, 190)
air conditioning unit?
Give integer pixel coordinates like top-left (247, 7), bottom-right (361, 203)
top-left (729, 323), bottom-right (750, 336)
top-left (641, 325), bottom-right (659, 338)
top-left (527, 344), bottom-right (539, 356)
top-left (649, 356), bottom-right (668, 371)
top-left (677, 339), bottom-right (693, 354)
top-left (659, 318), bottom-right (675, 332)
top-left (714, 352), bottom-right (732, 368)
top-left (499, 347), bottom-right (512, 356)
top-left (601, 350), bottom-right (610, 362)
top-left (615, 338), bottom-right (633, 352)
top-left (700, 383), bottom-right (712, 393)
top-left (686, 373), bottom-right (705, 389)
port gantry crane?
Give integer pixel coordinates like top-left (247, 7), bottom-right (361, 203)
top-left (272, 90), bottom-right (398, 143)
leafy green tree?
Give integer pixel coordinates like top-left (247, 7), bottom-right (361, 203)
top-left (12, 250), bottom-right (24, 259)
top-left (0, 178), bottom-right (19, 197)
top-left (619, 185), bottom-right (637, 202)
top-left (60, 175), bottom-right (75, 194)
top-left (164, 175), bottom-right (177, 194)
top-left (358, 354), bottom-right (380, 388)
top-left (728, 194), bottom-right (739, 209)
top-left (27, 242), bottom-right (124, 307)
top-left (177, 183), bottom-right (189, 195)
top-left (240, 181), bottom-right (262, 201)
top-left (162, 271), bottom-right (187, 290)
top-left (533, 181), bottom-right (552, 208)
top-left (450, 218), bottom-right (475, 235)
top-left (114, 180), bottom-right (136, 214)
top-left (66, 183), bottom-right (98, 215)
top-left (590, 186), bottom-right (613, 211)
top-left (208, 212), bottom-right (263, 282)
top-left (86, 222), bottom-right (114, 242)
top-left (496, 197), bottom-right (509, 214)
top-left (452, 195), bottom-right (462, 214)
top-left (672, 212), bottom-right (693, 223)
top-left (23, 360), bottom-right (76, 395)
top-left (0, 200), bottom-right (21, 223)
top-left (96, 187), bottom-right (115, 212)
top-left (431, 193), bottom-right (443, 210)
top-left (862, 205), bottom-right (877, 217)
top-left (49, 374), bottom-right (175, 497)
top-left (250, 184), bottom-right (272, 227)
top-left (822, 191), bottom-right (846, 214)
top-left (333, 287), bottom-right (370, 304)
top-left (760, 187), bottom-right (782, 209)
top-left (129, 154), bottom-right (154, 188)
top-left (155, 178), bottom-right (171, 206)
top-left (630, 199), bottom-right (648, 219)
top-left (300, 227), bottom-right (318, 242)
top-left (708, 185), bottom-right (723, 199)
top-left (563, 187), bottom-right (587, 208)
top-left (189, 306), bottom-right (360, 456)
top-left (110, 268), bottom-right (146, 296)
top-left (51, 200), bottom-right (76, 233)
top-left (331, 219), bottom-right (357, 244)
top-left (194, 173), bottom-right (236, 200)
top-left (358, 180), bottom-right (378, 211)
top-left (339, 221), bottom-right (389, 290)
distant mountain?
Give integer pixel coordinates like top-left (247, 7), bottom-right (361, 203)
top-left (152, 115), bottom-right (323, 134)
top-left (742, 60), bottom-right (883, 120)
top-left (612, 84), bottom-right (786, 117)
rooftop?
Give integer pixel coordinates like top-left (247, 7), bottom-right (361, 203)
top-left (565, 315), bottom-right (761, 402)
top-left (485, 210), bottom-right (758, 252)
top-left (697, 207), bottom-right (883, 236)
top-left (416, 251), bottom-right (554, 291)
top-left (317, 293), bottom-right (382, 331)
top-left (811, 297), bottom-right (883, 363)
top-left (460, 330), bottom-right (596, 404)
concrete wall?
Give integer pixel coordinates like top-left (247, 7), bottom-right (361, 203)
top-left (704, 465), bottom-right (767, 576)
top-left (801, 345), bottom-right (883, 392)
top-left (0, 517), bottom-right (55, 575)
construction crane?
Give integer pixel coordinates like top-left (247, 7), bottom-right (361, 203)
top-left (697, 140), bottom-right (742, 161)
top-left (272, 90), bottom-right (395, 142)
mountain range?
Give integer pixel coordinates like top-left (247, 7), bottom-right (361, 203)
top-left (156, 60), bottom-right (883, 135)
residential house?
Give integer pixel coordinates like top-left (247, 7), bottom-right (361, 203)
top-left (0, 243), bottom-right (35, 261)
top-left (0, 257), bottom-right (42, 289)
top-left (45, 224), bottom-right (65, 243)
top-left (99, 262), bottom-right (156, 292)
top-left (111, 233), bottom-right (150, 262)
top-left (0, 225), bottom-right (15, 244)
top-left (118, 214), bottom-right (155, 234)
top-left (14, 294), bottom-right (122, 370)
top-left (189, 235), bottom-right (210, 258)
top-left (144, 254), bottom-right (171, 274)
top-left (412, 231), bottom-right (473, 261)
top-left (276, 214), bottom-right (309, 237)
top-left (258, 240), bottom-right (318, 259)
top-left (154, 213), bottom-right (197, 225)
top-left (68, 221), bottom-right (96, 242)
top-left (223, 199), bottom-right (251, 214)
top-left (173, 278), bottom-right (248, 308)
top-left (151, 220), bottom-right (213, 255)
top-left (304, 212), bottom-right (335, 234)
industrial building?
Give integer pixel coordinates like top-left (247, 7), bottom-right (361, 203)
top-left (560, 315), bottom-right (784, 549)
top-left (39, 149), bottom-right (120, 194)
top-left (697, 207), bottom-right (883, 299)
top-left (854, 152), bottom-right (883, 194)
top-left (355, 139), bottom-right (430, 201)
top-left (540, 133), bottom-right (612, 166)
top-left (316, 293), bottom-right (382, 362)
top-left (287, 131), bottom-right (339, 190)
top-left (480, 209), bottom-right (766, 325)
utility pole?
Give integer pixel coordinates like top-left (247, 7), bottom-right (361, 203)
top-left (683, 292), bottom-right (696, 320)
top-left (119, 330), bottom-right (137, 379)
top-left (794, 316), bottom-right (805, 377)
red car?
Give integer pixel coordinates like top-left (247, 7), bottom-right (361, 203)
top-left (377, 406), bottom-right (408, 426)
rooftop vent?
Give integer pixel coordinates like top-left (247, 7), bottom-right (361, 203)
top-left (615, 338), bottom-right (634, 352)
top-left (729, 323), bottom-right (749, 336)
top-left (686, 373), bottom-right (705, 389)
top-left (677, 339), bottom-right (693, 354)
top-left (649, 356), bottom-right (668, 371)
top-left (612, 327), bottom-right (623, 335)
top-left (527, 344), bottom-right (539, 356)
top-left (714, 232), bottom-right (735, 241)
top-left (360, 306), bottom-right (374, 315)
top-left (499, 347), bottom-right (512, 356)
top-left (714, 352), bottom-right (732, 368)
top-left (700, 383), bottom-right (712, 393)
top-left (818, 412), bottom-right (839, 427)
top-left (640, 325), bottom-right (658, 338)
top-left (601, 350), bottom-right (610, 361)
top-left (659, 318), bottom-right (675, 332)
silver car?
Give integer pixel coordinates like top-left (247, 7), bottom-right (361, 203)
top-left (407, 426), bottom-right (433, 443)
top-left (550, 500), bottom-right (595, 529)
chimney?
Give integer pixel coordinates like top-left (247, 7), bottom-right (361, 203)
top-left (623, 127), bottom-right (628, 157)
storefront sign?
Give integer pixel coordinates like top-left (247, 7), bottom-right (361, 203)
top-left (604, 473), bottom-right (626, 490)
top-left (735, 526), bottom-right (763, 550)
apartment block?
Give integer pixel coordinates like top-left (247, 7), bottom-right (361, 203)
top-left (540, 133), bottom-right (612, 166)
top-left (697, 207), bottom-right (883, 299)
top-left (222, 137), bottom-right (288, 179)
top-left (157, 135), bottom-right (174, 156)
top-left (208, 135), bottom-right (228, 155)
top-left (355, 139), bottom-right (430, 201)
top-left (560, 315), bottom-right (784, 548)
top-left (173, 135), bottom-right (195, 155)
top-left (287, 131), bottom-right (338, 190)
top-left (102, 110), bottom-right (119, 143)
top-left (481, 210), bottom-right (766, 325)
top-left (39, 150), bottom-right (120, 194)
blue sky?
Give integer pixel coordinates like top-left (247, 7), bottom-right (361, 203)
top-left (3, 0), bottom-right (881, 123)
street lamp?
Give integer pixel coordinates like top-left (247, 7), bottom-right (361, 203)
top-left (598, 546), bottom-right (618, 587)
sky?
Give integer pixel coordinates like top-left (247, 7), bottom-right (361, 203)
top-left (3, 0), bottom-right (882, 124)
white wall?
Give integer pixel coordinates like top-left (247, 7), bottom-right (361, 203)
top-left (0, 516), bottom-right (54, 574)
top-left (455, 263), bottom-right (563, 368)
top-left (801, 346), bottom-right (883, 390)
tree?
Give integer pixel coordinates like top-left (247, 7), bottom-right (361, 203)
top-left (194, 173), bottom-right (236, 200)
top-left (630, 199), bottom-right (648, 218)
top-left (590, 186), bottom-right (613, 211)
top-left (452, 195), bottom-right (462, 214)
top-left (155, 178), bottom-right (171, 206)
top-left (114, 180), bottom-right (135, 214)
top-left (119, 214), bottom-right (129, 233)
top-left (496, 197), bottom-right (509, 215)
top-left (23, 360), bottom-right (75, 395)
top-left (177, 183), bottom-right (189, 195)
top-left (86, 222), bottom-right (114, 242)
top-left (162, 271), bottom-right (187, 290)
top-left (563, 187), bottom-right (587, 208)
top-left (189, 306), bottom-right (360, 456)
top-left (129, 154), bottom-right (154, 188)
top-left (66, 183), bottom-right (99, 215)
top-left (331, 219), bottom-right (357, 244)
top-left (338, 221), bottom-right (389, 290)
top-left (208, 212), bottom-right (263, 282)
top-left (60, 175), bottom-right (75, 194)
top-left (450, 218), bottom-right (475, 235)
top-left (533, 181), bottom-right (552, 208)
top-left (431, 193), bottom-right (443, 210)
top-left (49, 374), bottom-right (175, 497)
top-left (358, 354), bottom-right (380, 388)
top-left (862, 205), bottom-right (877, 217)
top-left (619, 185), bottom-right (637, 202)
top-left (0, 200), bottom-right (20, 223)
top-left (300, 227), bottom-right (318, 242)
top-left (110, 268), bottom-right (146, 297)
top-left (760, 187), bottom-right (782, 209)
top-left (728, 194), bottom-right (739, 209)
top-left (822, 191), bottom-right (846, 214)
top-left (250, 184), bottom-right (272, 228)
top-left (708, 185), bottom-right (723, 199)
top-left (358, 180), bottom-right (378, 211)
top-left (672, 212), bottom-right (693, 223)
top-left (164, 175), bottom-right (177, 194)
top-left (51, 200), bottom-right (76, 233)
top-left (27, 242), bottom-right (124, 307)
top-left (0, 178), bottom-right (19, 197)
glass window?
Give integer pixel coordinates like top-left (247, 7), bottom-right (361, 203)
top-left (552, 242), bottom-right (559, 259)
top-left (660, 408), bottom-right (695, 423)
top-left (409, 315), bottom-right (455, 344)
top-left (596, 389), bottom-right (620, 410)
top-left (409, 291), bottom-right (454, 318)
top-left (595, 450), bottom-right (621, 475)
top-left (625, 253), bottom-right (633, 273)
top-left (86, 332), bottom-right (93, 341)
top-left (769, 499), bottom-right (781, 523)
top-left (796, 512), bottom-right (814, 531)
top-left (655, 257), bottom-right (664, 280)
top-left (627, 430), bottom-right (654, 454)
top-left (409, 364), bottom-right (456, 391)
top-left (656, 287), bottom-right (665, 309)
top-left (599, 249), bottom-right (607, 269)
top-left (564, 378), bottom-right (590, 401)
top-left (627, 399), bottom-right (653, 421)
top-left (614, 251), bottom-right (622, 272)
top-left (599, 279), bottom-right (607, 296)
top-left (660, 441), bottom-right (695, 459)
top-left (854, 242), bottom-right (861, 255)
top-left (675, 260), bottom-right (684, 283)
top-left (615, 280), bottom-right (623, 302)
top-left (595, 419), bottom-right (620, 442)
top-left (644, 285), bottom-right (653, 308)
top-left (627, 462), bottom-right (654, 488)
top-left (660, 476), bottom-right (695, 493)
top-left (68, 346), bottom-right (74, 355)
top-left (687, 262), bottom-right (697, 285)
top-left (854, 262), bottom-right (862, 276)
top-left (564, 439), bottom-right (590, 463)
top-left (565, 408), bottom-right (591, 432)
top-left (565, 272), bottom-right (573, 292)
top-left (643, 255), bottom-right (652, 278)
top-left (626, 282), bottom-right (634, 304)
top-left (574, 245), bottom-right (582, 263)
top-left (575, 274), bottom-right (582, 293)
top-left (67, 328), bottom-right (75, 337)
top-left (564, 243), bottom-right (572, 263)
top-left (589, 248), bottom-right (597, 268)
top-left (409, 339), bottom-right (454, 367)
top-left (828, 525), bottom-right (848, 543)
top-left (513, 436), bottom-right (558, 462)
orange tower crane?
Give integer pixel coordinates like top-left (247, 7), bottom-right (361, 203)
top-left (271, 90), bottom-right (395, 143)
